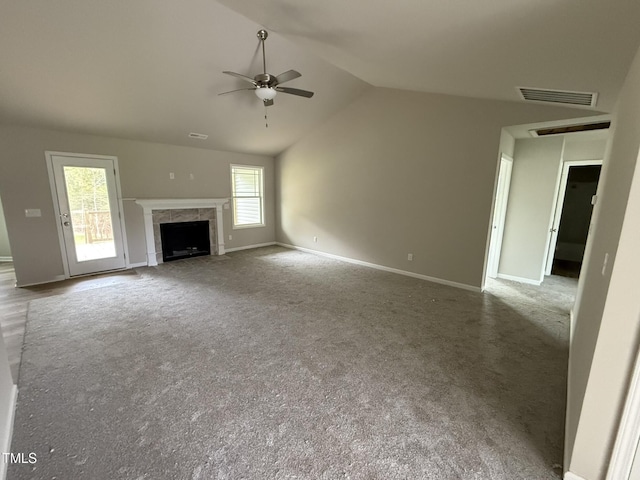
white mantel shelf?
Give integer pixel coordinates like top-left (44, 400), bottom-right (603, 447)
top-left (135, 198), bottom-right (229, 210)
top-left (135, 198), bottom-right (230, 266)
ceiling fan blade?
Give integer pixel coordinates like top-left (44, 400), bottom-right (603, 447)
top-left (218, 88), bottom-right (255, 96)
top-left (275, 70), bottom-right (301, 85)
top-left (263, 98), bottom-right (274, 107)
top-left (222, 71), bottom-right (257, 85)
top-left (276, 87), bottom-right (314, 98)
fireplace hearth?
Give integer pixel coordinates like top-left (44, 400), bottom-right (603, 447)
top-left (160, 221), bottom-right (210, 262)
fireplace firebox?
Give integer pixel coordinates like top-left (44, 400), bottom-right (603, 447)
top-left (160, 221), bottom-right (210, 262)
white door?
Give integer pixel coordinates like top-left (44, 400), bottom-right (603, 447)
top-left (544, 159), bottom-right (602, 275)
top-left (487, 154), bottom-right (513, 278)
top-left (630, 446), bottom-right (640, 480)
top-left (48, 153), bottom-right (126, 276)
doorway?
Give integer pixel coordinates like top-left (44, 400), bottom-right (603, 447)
top-left (544, 161), bottom-right (602, 278)
top-left (0, 192), bottom-right (11, 262)
top-left (46, 152), bottom-right (127, 277)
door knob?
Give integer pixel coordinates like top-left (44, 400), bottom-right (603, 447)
top-left (63, 221), bottom-right (70, 227)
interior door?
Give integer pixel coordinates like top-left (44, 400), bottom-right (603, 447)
top-left (630, 440), bottom-right (640, 480)
top-left (49, 154), bottom-right (126, 276)
top-left (487, 155), bottom-right (513, 278)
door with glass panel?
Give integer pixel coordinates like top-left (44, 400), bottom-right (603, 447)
top-left (49, 154), bottom-right (126, 276)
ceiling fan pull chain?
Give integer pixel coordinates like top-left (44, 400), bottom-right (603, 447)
top-left (265, 105), bottom-right (269, 128)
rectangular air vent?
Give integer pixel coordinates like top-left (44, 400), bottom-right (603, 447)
top-left (188, 132), bottom-right (208, 140)
top-left (531, 121), bottom-right (611, 137)
top-left (517, 87), bottom-right (598, 107)
top-left (529, 121), bottom-right (611, 137)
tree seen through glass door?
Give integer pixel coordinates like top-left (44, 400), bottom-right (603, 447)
top-left (63, 166), bottom-right (116, 262)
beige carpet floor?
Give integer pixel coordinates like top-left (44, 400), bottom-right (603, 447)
top-left (9, 246), bottom-right (574, 479)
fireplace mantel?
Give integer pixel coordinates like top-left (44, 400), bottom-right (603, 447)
top-left (135, 198), bottom-right (230, 266)
top-left (136, 198), bottom-right (229, 210)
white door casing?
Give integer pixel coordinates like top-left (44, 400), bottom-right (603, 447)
top-left (46, 152), bottom-right (128, 277)
top-left (486, 154), bottom-right (513, 279)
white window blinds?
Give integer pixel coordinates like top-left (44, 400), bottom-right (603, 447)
top-left (231, 165), bottom-right (264, 227)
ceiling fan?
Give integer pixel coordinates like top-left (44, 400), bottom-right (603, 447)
top-left (219, 29), bottom-right (314, 107)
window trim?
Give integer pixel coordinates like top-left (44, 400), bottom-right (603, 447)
top-left (230, 164), bottom-right (265, 229)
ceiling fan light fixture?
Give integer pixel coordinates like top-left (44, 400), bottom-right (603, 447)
top-left (255, 87), bottom-right (277, 101)
top-left (220, 29), bottom-right (313, 112)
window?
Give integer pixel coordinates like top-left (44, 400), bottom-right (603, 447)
top-left (231, 165), bottom-right (264, 228)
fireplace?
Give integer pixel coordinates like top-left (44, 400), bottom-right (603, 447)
top-left (160, 221), bottom-right (211, 262)
top-left (135, 198), bottom-right (229, 266)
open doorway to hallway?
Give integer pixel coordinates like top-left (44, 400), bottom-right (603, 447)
top-left (485, 117), bottom-right (610, 288)
top-left (547, 164), bottom-right (601, 278)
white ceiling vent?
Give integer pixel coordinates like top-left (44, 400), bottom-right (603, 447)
top-left (188, 132), bottom-right (208, 140)
top-left (517, 87), bottom-right (598, 108)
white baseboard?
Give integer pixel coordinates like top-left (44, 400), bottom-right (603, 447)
top-left (277, 243), bottom-right (481, 293)
top-left (0, 257), bottom-right (12, 263)
top-left (0, 385), bottom-right (18, 480)
top-left (496, 273), bottom-right (542, 286)
top-left (564, 472), bottom-right (587, 480)
top-left (225, 242), bottom-right (277, 253)
top-left (16, 274), bottom-right (66, 288)
top-left (16, 262), bottom-right (149, 286)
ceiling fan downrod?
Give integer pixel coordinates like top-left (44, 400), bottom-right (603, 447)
top-left (257, 29), bottom-right (268, 75)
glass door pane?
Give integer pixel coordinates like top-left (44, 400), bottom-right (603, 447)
top-left (63, 166), bottom-right (117, 262)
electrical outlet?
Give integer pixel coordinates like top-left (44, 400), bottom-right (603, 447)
top-left (408, 253), bottom-right (413, 261)
top-left (313, 236), bottom-right (318, 243)
top-left (189, 173), bottom-right (194, 180)
top-left (228, 234), bottom-right (232, 241)
top-left (169, 172), bottom-right (175, 180)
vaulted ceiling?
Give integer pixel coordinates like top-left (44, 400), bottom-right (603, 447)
top-left (1, 0), bottom-right (639, 156)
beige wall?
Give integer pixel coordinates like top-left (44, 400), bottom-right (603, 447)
top-left (0, 195), bottom-right (10, 258)
top-left (567, 44), bottom-right (640, 479)
top-left (0, 125), bottom-right (275, 286)
top-left (498, 137), bottom-right (564, 283)
top-left (276, 87), bottom-right (590, 289)
top-left (563, 137), bottom-right (608, 162)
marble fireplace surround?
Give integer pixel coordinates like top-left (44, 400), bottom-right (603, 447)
top-left (135, 198), bottom-right (229, 266)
